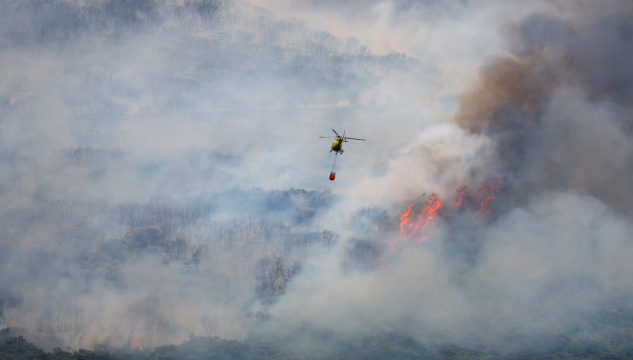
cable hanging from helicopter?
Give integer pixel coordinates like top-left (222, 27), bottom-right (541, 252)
top-left (330, 153), bottom-right (337, 180)
top-left (319, 129), bottom-right (365, 181)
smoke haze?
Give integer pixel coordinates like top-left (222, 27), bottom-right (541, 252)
top-left (1, 0), bottom-right (633, 355)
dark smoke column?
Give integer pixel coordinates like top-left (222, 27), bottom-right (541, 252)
top-left (454, 2), bottom-right (633, 214)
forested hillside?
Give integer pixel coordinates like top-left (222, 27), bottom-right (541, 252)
top-left (2, 327), bottom-right (633, 360)
top-left (3, 0), bottom-right (633, 357)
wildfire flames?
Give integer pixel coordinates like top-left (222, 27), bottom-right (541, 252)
top-left (398, 179), bottom-right (504, 243)
top-left (399, 194), bottom-right (444, 242)
top-left (368, 180), bottom-right (504, 282)
top-left (454, 179), bottom-right (504, 216)
top-left (129, 334), bottom-right (143, 351)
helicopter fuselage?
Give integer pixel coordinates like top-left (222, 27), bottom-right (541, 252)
top-left (331, 138), bottom-right (344, 153)
top-left (322, 130), bottom-right (361, 156)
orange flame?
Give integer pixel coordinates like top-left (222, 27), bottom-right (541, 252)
top-left (398, 180), bottom-right (504, 243)
top-left (366, 180), bottom-right (504, 283)
top-left (129, 334), bottom-right (143, 351)
top-left (369, 194), bottom-right (445, 281)
top-left (399, 204), bottom-right (414, 238)
top-left (399, 193), bottom-right (444, 243)
top-left (454, 179), bottom-right (504, 216)
top-left (480, 179), bottom-right (504, 214)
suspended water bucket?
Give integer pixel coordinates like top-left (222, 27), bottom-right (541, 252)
top-left (329, 172), bottom-right (336, 181)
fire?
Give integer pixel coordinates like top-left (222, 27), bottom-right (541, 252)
top-left (398, 179), bottom-right (504, 243)
top-left (399, 194), bottom-right (444, 242)
top-left (454, 179), bottom-right (504, 216)
top-left (129, 334), bottom-right (143, 351)
top-left (97, 336), bottom-right (111, 352)
top-left (399, 204), bottom-right (414, 237)
top-left (366, 180), bottom-right (504, 283)
top-left (480, 179), bottom-right (504, 214)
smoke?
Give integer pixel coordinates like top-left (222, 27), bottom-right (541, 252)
top-left (264, 0), bottom-right (633, 353)
top-left (0, 0), bottom-right (436, 350)
top-left (2, 0), bottom-right (633, 355)
top-left (455, 1), bottom-right (633, 212)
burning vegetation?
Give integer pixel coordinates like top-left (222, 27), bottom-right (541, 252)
top-left (398, 180), bottom-right (505, 244)
top-left (2, 0), bottom-right (633, 357)
top-left (361, 180), bottom-right (506, 282)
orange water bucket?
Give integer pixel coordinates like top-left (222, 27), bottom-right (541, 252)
top-left (329, 172), bottom-right (336, 181)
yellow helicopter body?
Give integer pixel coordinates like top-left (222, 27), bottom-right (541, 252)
top-left (320, 129), bottom-right (365, 180)
top-left (320, 129), bottom-right (364, 155)
top-left (331, 132), bottom-right (344, 153)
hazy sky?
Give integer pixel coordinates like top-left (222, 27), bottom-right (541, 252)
top-left (1, 0), bottom-right (633, 354)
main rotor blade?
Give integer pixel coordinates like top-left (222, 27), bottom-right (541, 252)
top-left (345, 137), bottom-right (365, 141)
top-left (319, 136), bottom-right (339, 138)
top-left (332, 129), bottom-right (340, 137)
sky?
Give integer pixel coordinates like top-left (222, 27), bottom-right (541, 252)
top-left (1, 0), bottom-right (633, 354)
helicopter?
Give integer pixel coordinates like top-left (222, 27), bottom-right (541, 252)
top-left (319, 129), bottom-right (365, 155)
top-left (320, 129), bottom-right (365, 180)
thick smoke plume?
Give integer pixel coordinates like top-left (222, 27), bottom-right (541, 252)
top-left (2, 0), bottom-right (633, 356)
top-left (0, 0), bottom-right (431, 351)
top-left (456, 1), bottom-right (633, 213)
top-left (264, 0), bottom-right (633, 353)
